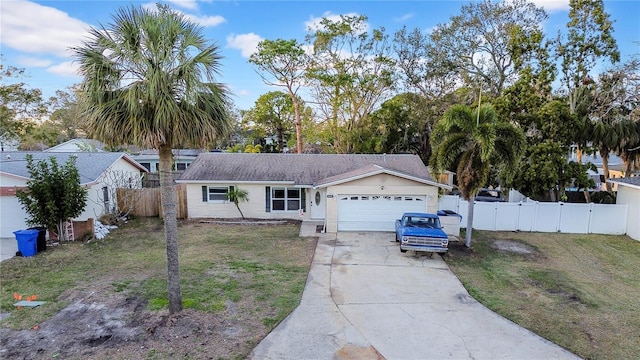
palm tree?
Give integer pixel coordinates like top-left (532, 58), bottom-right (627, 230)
top-left (74, 5), bottom-right (231, 314)
top-left (592, 118), bottom-right (637, 190)
top-left (430, 104), bottom-right (525, 248)
top-left (226, 187), bottom-right (249, 219)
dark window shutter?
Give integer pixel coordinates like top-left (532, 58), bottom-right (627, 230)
top-left (227, 185), bottom-right (234, 202)
top-left (265, 186), bottom-right (271, 212)
top-left (202, 186), bottom-right (208, 202)
top-left (301, 188), bottom-right (306, 212)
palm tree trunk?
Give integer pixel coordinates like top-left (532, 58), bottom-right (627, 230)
top-left (159, 145), bottom-right (182, 314)
top-left (600, 147), bottom-right (611, 192)
top-left (623, 158), bottom-right (632, 178)
top-left (465, 198), bottom-right (474, 248)
top-left (236, 204), bottom-right (245, 219)
top-left (576, 146), bottom-right (583, 164)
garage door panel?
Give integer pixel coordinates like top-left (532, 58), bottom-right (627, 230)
top-left (338, 195), bottom-right (426, 232)
top-left (0, 196), bottom-right (29, 238)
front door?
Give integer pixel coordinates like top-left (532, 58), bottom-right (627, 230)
top-left (310, 189), bottom-right (326, 220)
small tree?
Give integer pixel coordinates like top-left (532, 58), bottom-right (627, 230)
top-left (16, 155), bottom-right (88, 240)
top-left (225, 187), bottom-right (249, 219)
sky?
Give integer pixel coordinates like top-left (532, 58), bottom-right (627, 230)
top-left (1, 0), bottom-right (639, 111)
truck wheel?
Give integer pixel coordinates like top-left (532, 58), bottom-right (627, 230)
top-left (400, 248), bottom-right (407, 253)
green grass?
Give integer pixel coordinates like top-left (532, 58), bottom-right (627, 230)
top-left (0, 218), bottom-right (315, 333)
top-left (445, 231), bottom-right (640, 359)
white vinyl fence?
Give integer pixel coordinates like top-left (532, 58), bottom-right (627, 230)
top-left (438, 195), bottom-right (628, 235)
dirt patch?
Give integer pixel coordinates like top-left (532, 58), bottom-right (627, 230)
top-left (0, 220), bottom-right (314, 359)
top-left (0, 290), bottom-right (257, 359)
top-left (491, 239), bottom-right (536, 256)
top-left (445, 240), bottom-right (476, 258)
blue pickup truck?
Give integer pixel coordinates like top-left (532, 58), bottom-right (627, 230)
top-left (395, 212), bottom-right (449, 254)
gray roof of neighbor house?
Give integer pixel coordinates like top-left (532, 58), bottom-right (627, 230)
top-left (608, 176), bottom-right (640, 188)
top-left (0, 152), bottom-right (147, 185)
top-left (131, 148), bottom-right (207, 157)
top-left (177, 153), bottom-right (444, 187)
top-left (44, 139), bottom-right (107, 152)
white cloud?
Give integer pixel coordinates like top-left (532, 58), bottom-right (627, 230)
top-left (47, 61), bottom-right (81, 78)
top-left (142, 2), bottom-right (159, 11)
top-left (183, 13), bottom-right (226, 27)
top-left (395, 13), bottom-right (414, 22)
top-left (305, 11), bottom-right (368, 33)
top-left (142, 2), bottom-right (225, 27)
top-left (226, 33), bottom-right (264, 58)
top-left (142, 0), bottom-right (227, 27)
top-left (527, 0), bottom-right (570, 12)
top-left (166, 0), bottom-right (199, 10)
top-left (17, 56), bottom-right (52, 68)
top-left (0, 0), bottom-right (90, 58)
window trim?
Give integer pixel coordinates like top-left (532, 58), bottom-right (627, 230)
top-left (270, 186), bottom-right (302, 212)
top-left (202, 185), bottom-right (233, 203)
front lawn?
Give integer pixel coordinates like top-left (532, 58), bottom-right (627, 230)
top-left (0, 218), bottom-right (316, 359)
top-left (445, 231), bottom-right (640, 360)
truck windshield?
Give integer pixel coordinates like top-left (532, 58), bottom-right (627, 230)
top-left (406, 216), bottom-right (440, 228)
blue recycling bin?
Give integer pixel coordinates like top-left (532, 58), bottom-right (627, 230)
top-left (13, 229), bottom-right (38, 257)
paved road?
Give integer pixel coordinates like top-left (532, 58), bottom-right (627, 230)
top-left (250, 232), bottom-right (580, 360)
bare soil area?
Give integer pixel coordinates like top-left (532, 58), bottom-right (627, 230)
top-left (0, 290), bottom-right (255, 360)
top-left (0, 219), bottom-right (315, 360)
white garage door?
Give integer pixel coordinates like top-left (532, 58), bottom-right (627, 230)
top-left (0, 196), bottom-right (29, 238)
top-left (337, 195), bottom-right (426, 232)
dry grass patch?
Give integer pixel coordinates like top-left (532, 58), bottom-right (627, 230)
top-left (0, 218), bottom-right (316, 359)
top-left (446, 231), bottom-right (640, 359)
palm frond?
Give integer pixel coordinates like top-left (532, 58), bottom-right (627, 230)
top-left (73, 4), bottom-right (231, 150)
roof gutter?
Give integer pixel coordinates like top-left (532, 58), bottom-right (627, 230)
top-left (175, 180), bottom-right (296, 185)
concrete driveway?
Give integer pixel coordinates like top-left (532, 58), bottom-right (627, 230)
top-left (250, 232), bottom-right (579, 360)
top-left (0, 237), bottom-right (17, 262)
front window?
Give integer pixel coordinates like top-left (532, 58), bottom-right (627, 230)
top-left (272, 187), bottom-right (301, 211)
top-left (175, 162), bottom-right (188, 171)
top-left (207, 186), bottom-right (229, 203)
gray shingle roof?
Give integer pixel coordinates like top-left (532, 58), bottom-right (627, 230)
top-left (177, 153), bottom-right (438, 187)
top-left (609, 176), bottom-right (640, 188)
top-left (44, 139), bottom-right (107, 152)
top-left (0, 152), bottom-right (146, 185)
top-left (132, 148), bottom-right (206, 157)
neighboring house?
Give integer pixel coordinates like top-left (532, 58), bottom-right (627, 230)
top-left (572, 152), bottom-right (640, 191)
top-left (44, 139), bottom-right (107, 152)
top-left (430, 169), bottom-right (455, 187)
top-left (176, 153), bottom-right (451, 232)
top-left (0, 152), bottom-right (147, 237)
top-left (0, 131), bottom-right (20, 152)
top-left (608, 176), bottom-right (640, 241)
top-left (130, 148), bottom-right (206, 173)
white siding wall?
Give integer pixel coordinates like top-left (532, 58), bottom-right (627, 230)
top-left (186, 183), bottom-right (309, 221)
top-left (0, 159), bottom-right (145, 237)
top-left (0, 174), bottom-right (28, 186)
top-left (77, 159), bottom-right (144, 221)
top-left (617, 186), bottom-right (640, 240)
top-left (185, 173), bottom-right (441, 231)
